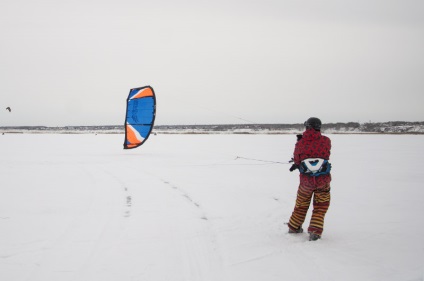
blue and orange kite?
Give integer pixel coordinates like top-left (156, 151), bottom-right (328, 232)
top-left (123, 86), bottom-right (156, 149)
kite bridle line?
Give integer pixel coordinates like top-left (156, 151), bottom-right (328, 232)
top-left (234, 156), bottom-right (292, 165)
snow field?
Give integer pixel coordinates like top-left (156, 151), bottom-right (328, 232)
top-left (0, 133), bottom-right (423, 281)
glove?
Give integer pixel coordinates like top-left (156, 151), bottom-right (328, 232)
top-left (289, 164), bottom-right (299, 172)
top-left (296, 134), bottom-right (303, 141)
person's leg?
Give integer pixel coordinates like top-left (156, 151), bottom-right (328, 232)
top-left (308, 183), bottom-right (331, 237)
top-left (288, 184), bottom-right (313, 232)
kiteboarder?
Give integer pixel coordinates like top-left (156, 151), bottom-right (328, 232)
top-left (287, 117), bottom-right (332, 241)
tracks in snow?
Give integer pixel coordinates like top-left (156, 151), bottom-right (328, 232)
top-left (25, 163), bottom-right (224, 281)
top-left (160, 179), bottom-right (209, 221)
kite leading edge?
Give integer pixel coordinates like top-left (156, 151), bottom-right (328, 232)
top-left (123, 86), bottom-right (156, 149)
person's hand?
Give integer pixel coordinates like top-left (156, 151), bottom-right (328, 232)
top-left (289, 164), bottom-right (299, 172)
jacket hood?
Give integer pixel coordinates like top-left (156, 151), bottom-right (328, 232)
top-left (302, 128), bottom-right (322, 141)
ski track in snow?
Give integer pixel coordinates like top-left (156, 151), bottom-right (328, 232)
top-left (11, 160), bottom-right (224, 281)
top-left (88, 165), bottom-right (224, 281)
top-left (150, 176), bottom-right (224, 280)
top-left (160, 179), bottom-right (208, 221)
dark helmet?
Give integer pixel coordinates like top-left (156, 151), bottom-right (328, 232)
top-left (304, 117), bottom-right (322, 131)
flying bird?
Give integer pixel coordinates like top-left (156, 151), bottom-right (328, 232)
top-left (6, 107), bottom-right (11, 112)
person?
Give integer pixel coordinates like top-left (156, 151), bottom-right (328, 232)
top-left (288, 117), bottom-right (332, 241)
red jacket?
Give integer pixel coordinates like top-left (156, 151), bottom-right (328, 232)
top-left (293, 128), bottom-right (331, 187)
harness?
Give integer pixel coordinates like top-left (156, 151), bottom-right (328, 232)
top-left (299, 158), bottom-right (331, 176)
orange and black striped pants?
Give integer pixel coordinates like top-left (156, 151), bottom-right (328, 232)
top-left (288, 183), bottom-right (331, 235)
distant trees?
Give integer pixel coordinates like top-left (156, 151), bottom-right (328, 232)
top-left (1, 122), bottom-right (424, 134)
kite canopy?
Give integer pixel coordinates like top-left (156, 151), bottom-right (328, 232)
top-left (124, 86), bottom-right (156, 149)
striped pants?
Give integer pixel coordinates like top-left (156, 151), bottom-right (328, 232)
top-left (288, 183), bottom-right (331, 235)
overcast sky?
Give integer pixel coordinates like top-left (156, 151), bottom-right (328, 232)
top-left (1, 0), bottom-right (423, 126)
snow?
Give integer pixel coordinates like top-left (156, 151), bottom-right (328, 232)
top-left (1, 133), bottom-right (423, 281)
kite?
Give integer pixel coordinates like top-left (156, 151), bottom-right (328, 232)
top-left (6, 107), bottom-right (11, 112)
top-left (123, 86), bottom-right (156, 149)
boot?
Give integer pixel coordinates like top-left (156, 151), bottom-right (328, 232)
top-left (309, 233), bottom-right (321, 241)
top-left (288, 227), bottom-right (303, 234)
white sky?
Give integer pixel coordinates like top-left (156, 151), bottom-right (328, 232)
top-left (1, 0), bottom-right (423, 126)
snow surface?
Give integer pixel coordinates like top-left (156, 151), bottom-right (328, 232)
top-left (1, 133), bottom-right (423, 281)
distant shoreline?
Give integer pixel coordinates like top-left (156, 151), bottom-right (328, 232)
top-left (1, 121), bottom-right (424, 134)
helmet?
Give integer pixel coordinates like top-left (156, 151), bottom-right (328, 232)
top-left (304, 117), bottom-right (322, 131)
